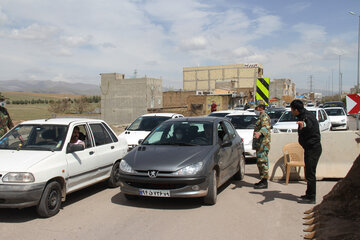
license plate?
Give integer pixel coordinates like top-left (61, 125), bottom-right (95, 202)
top-left (139, 189), bottom-right (170, 197)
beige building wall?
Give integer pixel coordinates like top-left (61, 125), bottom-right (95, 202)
top-left (183, 64), bottom-right (263, 94)
top-left (100, 73), bottom-right (162, 125)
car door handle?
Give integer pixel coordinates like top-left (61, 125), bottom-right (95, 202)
top-left (89, 151), bottom-right (95, 155)
top-left (111, 146), bottom-right (115, 149)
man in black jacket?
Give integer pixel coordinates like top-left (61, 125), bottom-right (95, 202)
top-left (290, 100), bottom-right (322, 204)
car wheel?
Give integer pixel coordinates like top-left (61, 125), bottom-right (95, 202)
top-left (124, 194), bottom-right (139, 200)
top-left (36, 181), bottom-right (62, 218)
top-left (108, 161), bottom-right (121, 188)
top-left (203, 170), bottom-right (217, 205)
top-left (234, 154), bottom-right (245, 180)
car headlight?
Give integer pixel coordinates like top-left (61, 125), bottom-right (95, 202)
top-left (173, 162), bottom-right (203, 176)
top-left (119, 160), bottom-right (134, 173)
top-left (2, 172), bottom-right (35, 183)
top-left (273, 128), bottom-right (279, 133)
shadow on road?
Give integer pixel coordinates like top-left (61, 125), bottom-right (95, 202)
top-left (249, 190), bottom-right (299, 204)
top-left (0, 181), bottom-right (110, 223)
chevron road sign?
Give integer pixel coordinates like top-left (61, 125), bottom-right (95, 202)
top-left (346, 94), bottom-right (360, 114)
top-left (256, 78), bottom-right (269, 105)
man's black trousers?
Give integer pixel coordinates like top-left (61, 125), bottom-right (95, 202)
top-left (304, 143), bottom-right (322, 199)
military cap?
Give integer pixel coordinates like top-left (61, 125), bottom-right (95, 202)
top-left (0, 93), bottom-right (8, 101)
top-left (255, 99), bottom-right (265, 108)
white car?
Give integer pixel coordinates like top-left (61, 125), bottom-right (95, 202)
top-left (324, 107), bottom-right (349, 130)
top-left (0, 118), bottom-right (128, 217)
top-left (208, 110), bottom-right (242, 118)
top-left (273, 107), bottom-right (331, 133)
top-left (119, 113), bottom-right (184, 151)
top-left (226, 111), bottom-right (257, 158)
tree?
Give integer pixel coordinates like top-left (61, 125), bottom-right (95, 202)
top-left (73, 96), bottom-right (91, 114)
top-left (48, 99), bottom-right (71, 113)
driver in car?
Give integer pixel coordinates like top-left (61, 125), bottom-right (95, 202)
top-left (70, 126), bottom-right (85, 148)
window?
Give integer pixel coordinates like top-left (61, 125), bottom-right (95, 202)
top-left (101, 123), bottom-right (118, 142)
top-left (89, 124), bottom-right (113, 146)
top-left (72, 124), bottom-right (92, 148)
top-left (224, 121), bottom-right (236, 140)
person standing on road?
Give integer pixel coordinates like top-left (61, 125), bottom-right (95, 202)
top-left (0, 93), bottom-right (14, 138)
top-left (211, 101), bottom-right (217, 112)
top-left (253, 100), bottom-right (271, 189)
top-left (290, 99), bottom-right (322, 204)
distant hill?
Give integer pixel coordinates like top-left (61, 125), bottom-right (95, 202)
top-left (0, 80), bottom-right (100, 95)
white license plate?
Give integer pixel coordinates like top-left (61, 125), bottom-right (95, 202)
top-left (139, 189), bottom-right (170, 197)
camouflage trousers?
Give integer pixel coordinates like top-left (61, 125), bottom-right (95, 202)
top-left (256, 148), bottom-right (269, 180)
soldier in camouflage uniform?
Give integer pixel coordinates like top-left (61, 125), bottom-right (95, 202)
top-left (0, 93), bottom-right (14, 138)
top-left (252, 100), bottom-right (271, 189)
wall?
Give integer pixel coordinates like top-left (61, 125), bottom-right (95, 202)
top-left (100, 73), bottom-right (162, 125)
top-left (268, 131), bottom-right (360, 181)
top-left (163, 91), bottom-right (196, 108)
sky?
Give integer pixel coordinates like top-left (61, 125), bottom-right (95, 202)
top-left (0, 0), bottom-right (360, 94)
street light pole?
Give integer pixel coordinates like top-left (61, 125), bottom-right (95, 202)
top-left (349, 11), bottom-right (360, 129)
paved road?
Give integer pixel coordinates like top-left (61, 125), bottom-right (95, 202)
top-left (0, 164), bottom-right (337, 240)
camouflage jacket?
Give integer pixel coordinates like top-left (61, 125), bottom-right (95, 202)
top-left (252, 111), bottom-right (271, 150)
top-left (0, 107), bottom-right (14, 138)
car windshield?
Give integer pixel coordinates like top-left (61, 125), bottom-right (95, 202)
top-left (226, 115), bottom-right (257, 129)
top-left (127, 116), bottom-right (171, 131)
top-left (323, 102), bottom-right (345, 108)
top-left (143, 121), bottom-right (213, 146)
top-left (0, 124), bottom-right (68, 151)
top-left (266, 109), bottom-right (285, 119)
top-left (325, 108), bottom-right (345, 116)
top-left (208, 112), bottom-right (229, 117)
top-left (278, 111), bottom-right (298, 122)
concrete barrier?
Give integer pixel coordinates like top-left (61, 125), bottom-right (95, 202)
top-left (269, 131), bottom-right (360, 181)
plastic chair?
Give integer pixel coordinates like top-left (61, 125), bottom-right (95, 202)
top-left (282, 142), bottom-right (305, 185)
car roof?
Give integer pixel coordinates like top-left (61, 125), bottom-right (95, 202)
top-left (19, 118), bottom-right (104, 125)
top-left (166, 116), bottom-right (226, 123)
top-left (226, 111), bottom-right (256, 116)
top-left (140, 113), bottom-right (182, 117)
top-left (209, 110), bottom-right (240, 114)
top-left (324, 107), bottom-right (345, 110)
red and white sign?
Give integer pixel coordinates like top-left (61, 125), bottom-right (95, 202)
top-left (346, 94), bottom-right (360, 114)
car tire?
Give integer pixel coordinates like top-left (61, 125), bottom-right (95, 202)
top-left (234, 154), bottom-right (245, 180)
top-left (203, 170), bottom-right (217, 205)
top-left (36, 181), bottom-right (62, 218)
top-left (124, 194), bottom-right (139, 200)
top-left (108, 161), bottom-right (121, 188)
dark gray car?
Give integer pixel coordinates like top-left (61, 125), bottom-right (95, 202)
top-left (118, 117), bottom-right (245, 205)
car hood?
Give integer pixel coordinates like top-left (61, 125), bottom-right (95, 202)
top-left (125, 145), bottom-right (213, 172)
top-left (273, 122), bottom-right (298, 130)
top-left (0, 150), bottom-right (57, 172)
top-left (119, 131), bottom-right (151, 145)
top-left (235, 129), bottom-right (253, 144)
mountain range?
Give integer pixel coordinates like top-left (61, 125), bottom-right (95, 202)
top-left (0, 80), bottom-right (101, 95)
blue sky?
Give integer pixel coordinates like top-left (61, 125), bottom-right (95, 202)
top-left (0, 0), bottom-right (359, 94)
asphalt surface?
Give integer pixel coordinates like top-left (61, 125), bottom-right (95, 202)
top-left (0, 163), bottom-right (337, 240)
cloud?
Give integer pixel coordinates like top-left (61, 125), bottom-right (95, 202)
top-left (180, 36), bottom-right (207, 51)
top-left (293, 23), bottom-right (326, 42)
top-left (9, 23), bottom-right (59, 40)
top-left (0, 7), bottom-right (9, 25)
top-left (285, 2), bottom-right (311, 13)
top-left (60, 35), bottom-right (93, 47)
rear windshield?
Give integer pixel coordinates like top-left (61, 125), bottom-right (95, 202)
top-left (127, 116), bottom-right (171, 131)
top-left (325, 108), bottom-right (345, 116)
top-left (208, 112), bottom-right (229, 117)
top-left (226, 115), bottom-right (257, 129)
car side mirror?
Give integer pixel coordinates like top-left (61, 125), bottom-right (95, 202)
top-left (66, 143), bottom-right (85, 154)
top-left (221, 141), bottom-right (232, 148)
top-left (138, 139), bottom-right (144, 145)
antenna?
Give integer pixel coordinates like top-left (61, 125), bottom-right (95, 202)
top-left (134, 69), bottom-right (137, 78)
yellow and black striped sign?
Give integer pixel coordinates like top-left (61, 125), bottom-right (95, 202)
top-left (256, 78), bottom-right (269, 105)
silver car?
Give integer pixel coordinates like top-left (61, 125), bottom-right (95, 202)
top-left (118, 117), bottom-right (245, 205)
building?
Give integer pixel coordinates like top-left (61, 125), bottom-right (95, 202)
top-left (183, 64), bottom-right (263, 102)
top-left (269, 78), bottom-right (296, 101)
top-left (100, 73), bottom-right (162, 125)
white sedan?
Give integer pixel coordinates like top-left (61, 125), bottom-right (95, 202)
top-left (226, 111), bottom-right (257, 158)
top-left (324, 107), bottom-right (349, 130)
top-left (273, 107), bottom-right (331, 133)
top-left (119, 113), bottom-right (184, 151)
top-left (0, 118), bottom-right (128, 217)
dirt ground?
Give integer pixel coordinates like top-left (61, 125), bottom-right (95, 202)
top-left (304, 155), bottom-right (360, 240)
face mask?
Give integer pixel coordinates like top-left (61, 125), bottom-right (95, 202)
top-left (0, 101), bottom-right (5, 107)
top-left (254, 110), bottom-right (260, 116)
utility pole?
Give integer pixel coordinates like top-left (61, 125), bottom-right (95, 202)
top-left (332, 70), bottom-right (334, 96)
top-left (338, 55), bottom-right (342, 98)
top-left (309, 75), bottom-right (313, 92)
